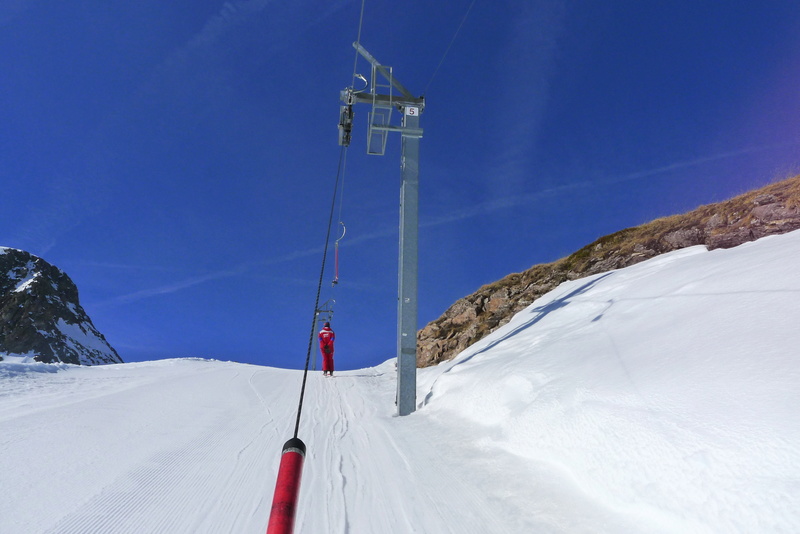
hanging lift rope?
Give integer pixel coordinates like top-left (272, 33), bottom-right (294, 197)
top-left (293, 146), bottom-right (348, 438)
top-left (268, 4), bottom-right (365, 530)
top-left (332, 222), bottom-right (346, 286)
top-left (266, 146), bottom-right (349, 534)
top-left (270, 0), bottom-right (477, 528)
top-left (275, 0), bottom-right (473, 480)
top-left (332, 133), bottom-right (347, 287)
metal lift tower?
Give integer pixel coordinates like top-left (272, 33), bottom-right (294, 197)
top-left (339, 43), bottom-right (424, 416)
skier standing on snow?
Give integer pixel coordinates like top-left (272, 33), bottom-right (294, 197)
top-left (319, 322), bottom-right (336, 377)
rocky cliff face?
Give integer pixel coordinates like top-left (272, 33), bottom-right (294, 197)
top-left (0, 247), bottom-right (122, 365)
top-left (418, 175), bottom-right (800, 367)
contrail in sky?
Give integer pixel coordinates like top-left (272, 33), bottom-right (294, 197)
top-left (427, 141), bottom-right (800, 227)
top-left (103, 140), bottom-right (799, 305)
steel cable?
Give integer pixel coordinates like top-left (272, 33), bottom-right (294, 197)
top-left (293, 146), bottom-right (348, 438)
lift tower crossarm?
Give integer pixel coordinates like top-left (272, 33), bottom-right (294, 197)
top-left (353, 42), bottom-right (417, 102)
top-left (348, 90), bottom-right (425, 109)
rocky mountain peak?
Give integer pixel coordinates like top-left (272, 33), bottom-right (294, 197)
top-left (0, 247), bottom-right (122, 365)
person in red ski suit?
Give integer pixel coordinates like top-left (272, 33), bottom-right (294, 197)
top-left (319, 322), bottom-right (336, 376)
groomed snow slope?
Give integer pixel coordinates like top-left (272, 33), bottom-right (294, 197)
top-left (2, 230), bottom-right (800, 533)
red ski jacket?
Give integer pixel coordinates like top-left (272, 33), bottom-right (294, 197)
top-left (318, 326), bottom-right (335, 353)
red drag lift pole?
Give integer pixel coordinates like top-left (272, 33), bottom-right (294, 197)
top-left (266, 437), bottom-right (306, 534)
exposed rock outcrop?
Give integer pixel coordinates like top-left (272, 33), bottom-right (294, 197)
top-left (418, 175), bottom-right (800, 367)
top-left (0, 247), bottom-right (122, 365)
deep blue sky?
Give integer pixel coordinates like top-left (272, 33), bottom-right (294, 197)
top-left (2, 1), bottom-right (799, 370)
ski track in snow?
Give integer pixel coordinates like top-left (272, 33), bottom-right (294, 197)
top-left (1, 361), bottom-right (524, 533)
top-left (298, 369), bottom-right (511, 533)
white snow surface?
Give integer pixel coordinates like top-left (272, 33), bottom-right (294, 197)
top-left (2, 230), bottom-right (800, 533)
top-left (12, 271), bottom-right (39, 293)
top-left (55, 318), bottom-right (117, 356)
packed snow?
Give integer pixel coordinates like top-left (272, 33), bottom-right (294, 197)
top-left (2, 230), bottom-right (799, 533)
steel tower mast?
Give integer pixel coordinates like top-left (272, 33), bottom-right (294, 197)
top-left (339, 43), bottom-right (424, 416)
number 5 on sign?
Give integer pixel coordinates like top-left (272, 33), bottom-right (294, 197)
top-left (404, 106), bottom-right (419, 116)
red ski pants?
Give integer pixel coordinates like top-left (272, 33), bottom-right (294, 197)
top-left (321, 347), bottom-right (334, 372)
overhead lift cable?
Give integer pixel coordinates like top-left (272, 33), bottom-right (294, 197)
top-left (352, 0), bottom-right (366, 74)
top-left (266, 146), bottom-right (349, 534)
top-left (332, 135), bottom-right (348, 287)
top-left (296, 145), bottom-right (348, 438)
top-left (268, 3), bottom-right (365, 529)
top-left (423, 0), bottom-right (478, 95)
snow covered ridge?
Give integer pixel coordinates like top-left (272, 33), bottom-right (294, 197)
top-left (418, 174), bottom-right (800, 367)
top-left (0, 247), bottom-right (121, 365)
top-left (419, 229), bottom-right (800, 532)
